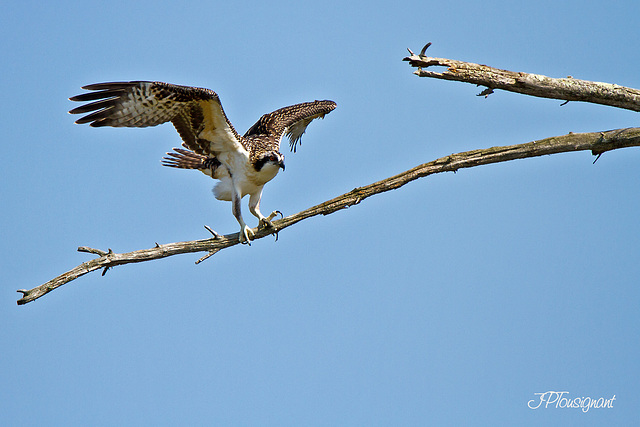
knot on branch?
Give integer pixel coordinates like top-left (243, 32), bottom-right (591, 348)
top-left (477, 87), bottom-right (494, 98)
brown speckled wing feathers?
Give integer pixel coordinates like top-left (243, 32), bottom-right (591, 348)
top-left (69, 81), bottom-right (241, 155)
top-left (243, 100), bottom-right (336, 152)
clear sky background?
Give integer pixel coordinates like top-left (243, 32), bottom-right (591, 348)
top-left (2, 0), bottom-right (638, 425)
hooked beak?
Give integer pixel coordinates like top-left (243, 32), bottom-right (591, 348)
top-left (279, 160), bottom-right (285, 171)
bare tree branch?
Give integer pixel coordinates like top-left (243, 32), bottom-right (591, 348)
top-left (404, 43), bottom-right (640, 112)
top-left (17, 127), bottom-right (640, 305)
top-left (16, 45), bottom-right (640, 305)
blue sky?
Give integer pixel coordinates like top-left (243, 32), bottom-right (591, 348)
top-left (2, 0), bottom-right (638, 425)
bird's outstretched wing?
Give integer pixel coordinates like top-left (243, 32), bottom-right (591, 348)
top-left (243, 100), bottom-right (336, 152)
top-left (69, 81), bottom-right (245, 156)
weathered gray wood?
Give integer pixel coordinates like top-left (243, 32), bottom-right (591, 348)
top-left (404, 45), bottom-right (640, 112)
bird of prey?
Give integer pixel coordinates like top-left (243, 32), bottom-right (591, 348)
top-left (69, 81), bottom-right (336, 244)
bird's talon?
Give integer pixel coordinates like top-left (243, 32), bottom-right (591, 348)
top-left (239, 225), bottom-right (254, 245)
top-left (258, 210), bottom-right (282, 230)
top-left (268, 210), bottom-right (283, 221)
top-left (260, 210), bottom-right (284, 229)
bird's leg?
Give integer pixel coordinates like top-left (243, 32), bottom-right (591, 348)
top-left (232, 185), bottom-right (253, 245)
top-left (249, 190), bottom-right (282, 229)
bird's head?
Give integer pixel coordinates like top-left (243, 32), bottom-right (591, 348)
top-left (255, 151), bottom-right (285, 172)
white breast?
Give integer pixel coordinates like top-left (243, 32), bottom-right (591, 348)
top-left (250, 162), bottom-right (281, 186)
top-left (211, 159), bottom-right (281, 201)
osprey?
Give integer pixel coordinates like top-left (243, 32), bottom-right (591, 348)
top-left (69, 81), bottom-right (336, 244)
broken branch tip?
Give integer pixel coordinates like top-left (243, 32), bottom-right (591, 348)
top-left (419, 42), bottom-right (432, 56)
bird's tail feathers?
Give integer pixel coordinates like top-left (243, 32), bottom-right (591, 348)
top-left (161, 147), bottom-right (220, 171)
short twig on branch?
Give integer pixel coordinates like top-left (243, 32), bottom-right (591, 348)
top-left (404, 43), bottom-right (640, 112)
top-left (17, 128), bottom-right (640, 305)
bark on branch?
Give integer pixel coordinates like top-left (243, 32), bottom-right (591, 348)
top-left (17, 127), bottom-right (640, 305)
top-left (404, 43), bottom-right (640, 112)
